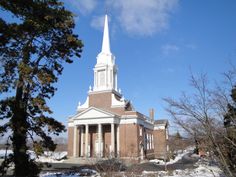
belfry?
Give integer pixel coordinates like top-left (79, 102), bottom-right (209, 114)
top-left (68, 15), bottom-right (169, 160)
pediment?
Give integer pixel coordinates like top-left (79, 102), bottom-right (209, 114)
top-left (74, 107), bottom-right (116, 119)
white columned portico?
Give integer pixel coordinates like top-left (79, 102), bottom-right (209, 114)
top-left (80, 126), bottom-right (84, 157)
top-left (111, 123), bottom-right (115, 155)
top-left (98, 124), bottom-right (102, 157)
top-left (73, 125), bottom-right (78, 157)
top-left (85, 124), bottom-right (89, 157)
top-left (116, 124), bottom-right (120, 157)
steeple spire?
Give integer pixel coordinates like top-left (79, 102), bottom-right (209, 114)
top-left (93, 14), bottom-right (117, 92)
top-left (101, 14), bottom-right (111, 54)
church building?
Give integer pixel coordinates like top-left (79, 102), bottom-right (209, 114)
top-left (67, 15), bottom-right (169, 160)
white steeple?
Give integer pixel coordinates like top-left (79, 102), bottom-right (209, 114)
top-left (93, 14), bottom-right (118, 92)
top-left (96, 14), bottom-right (114, 66)
top-left (101, 14), bottom-right (111, 54)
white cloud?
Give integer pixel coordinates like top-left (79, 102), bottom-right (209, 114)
top-left (107, 0), bottom-right (178, 36)
top-left (162, 44), bottom-right (179, 55)
top-left (90, 15), bottom-right (105, 31)
top-left (69, 0), bottom-right (97, 15)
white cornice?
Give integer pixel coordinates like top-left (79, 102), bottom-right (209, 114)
top-left (89, 89), bottom-right (122, 97)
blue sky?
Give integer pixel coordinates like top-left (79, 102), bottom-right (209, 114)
top-left (1, 0), bottom-right (236, 134)
top-left (49, 0), bottom-right (236, 133)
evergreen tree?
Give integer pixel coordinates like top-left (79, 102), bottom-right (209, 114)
top-left (0, 0), bottom-right (83, 176)
top-left (224, 86), bottom-right (236, 174)
top-left (175, 131), bottom-right (182, 139)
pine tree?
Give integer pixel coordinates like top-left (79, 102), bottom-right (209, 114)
top-left (0, 1), bottom-right (83, 176)
top-left (175, 131), bottom-right (182, 139)
top-left (224, 86), bottom-right (236, 174)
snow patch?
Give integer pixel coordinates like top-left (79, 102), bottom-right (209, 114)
top-left (40, 168), bottom-right (100, 177)
top-left (149, 149), bottom-right (190, 165)
top-left (36, 151), bottom-right (67, 163)
top-left (0, 149), bottom-right (13, 158)
top-left (0, 149), bottom-right (67, 162)
top-left (142, 163), bottom-right (224, 176)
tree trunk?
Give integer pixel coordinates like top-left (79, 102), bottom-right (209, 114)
top-left (11, 81), bottom-right (30, 177)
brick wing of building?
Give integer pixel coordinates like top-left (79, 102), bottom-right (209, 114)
top-left (68, 15), bottom-right (169, 160)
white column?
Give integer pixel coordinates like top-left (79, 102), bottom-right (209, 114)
top-left (152, 134), bottom-right (154, 149)
top-left (85, 124), bottom-right (89, 157)
top-left (110, 69), bottom-right (112, 88)
top-left (94, 71), bottom-right (97, 89)
top-left (148, 134), bottom-right (150, 150)
top-left (150, 134), bottom-right (152, 149)
top-left (105, 69), bottom-right (107, 87)
top-left (98, 124), bottom-right (102, 157)
top-left (148, 134), bottom-right (151, 150)
top-left (107, 69), bottom-right (110, 88)
top-left (80, 126), bottom-right (84, 157)
top-left (116, 124), bottom-right (120, 157)
top-left (73, 126), bottom-right (78, 157)
top-left (111, 123), bottom-right (115, 156)
top-left (115, 74), bottom-right (117, 91)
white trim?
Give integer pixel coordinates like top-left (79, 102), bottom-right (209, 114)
top-left (69, 117), bottom-right (120, 126)
top-left (154, 124), bottom-right (166, 130)
top-left (111, 93), bottom-right (125, 107)
top-left (69, 108), bottom-right (155, 130)
top-left (77, 96), bottom-right (89, 111)
top-left (89, 89), bottom-right (122, 97)
top-left (69, 114), bottom-right (154, 130)
top-left (120, 117), bottom-right (154, 130)
top-left (68, 107), bottom-right (121, 126)
top-left (72, 107), bottom-right (116, 119)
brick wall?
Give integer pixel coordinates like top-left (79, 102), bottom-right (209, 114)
top-left (67, 126), bottom-right (74, 157)
top-left (89, 92), bottom-right (112, 109)
top-left (119, 124), bottom-right (139, 157)
top-left (153, 129), bottom-right (167, 159)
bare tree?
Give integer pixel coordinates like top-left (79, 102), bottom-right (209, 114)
top-left (164, 70), bottom-right (236, 177)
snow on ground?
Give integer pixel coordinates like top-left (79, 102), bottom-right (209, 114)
top-left (0, 149), bottom-right (13, 159)
top-left (1, 147), bottom-right (225, 177)
top-left (143, 162), bottom-right (224, 177)
top-left (146, 146), bottom-right (224, 177)
top-left (0, 149), bottom-right (67, 163)
top-left (149, 147), bottom-right (194, 165)
top-left (33, 151), bottom-right (68, 163)
top-left (40, 169), bottom-right (99, 177)
top-left (40, 163), bottom-right (224, 177)
top-left (40, 172), bottom-right (81, 177)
